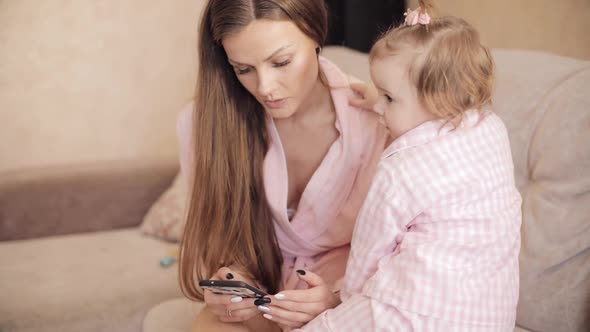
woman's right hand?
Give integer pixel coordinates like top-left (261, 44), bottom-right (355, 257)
top-left (203, 266), bottom-right (261, 323)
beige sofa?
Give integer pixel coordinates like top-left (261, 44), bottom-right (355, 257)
top-left (142, 46), bottom-right (590, 332)
top-left (0, 161), bottom-right (183, 332)
top-left (1, 46), bottom-right (588, 332)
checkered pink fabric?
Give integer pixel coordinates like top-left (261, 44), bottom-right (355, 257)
top-left (323, 109), bottom-right (521, 329)
top-left (303, 294), bottom-right (514, 331)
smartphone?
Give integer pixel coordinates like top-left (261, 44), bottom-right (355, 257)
top-left (198, 280), bottom-right (268, 298)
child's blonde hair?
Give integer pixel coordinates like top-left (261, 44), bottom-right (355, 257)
top-left (370, 0), bottom-right (494, 119)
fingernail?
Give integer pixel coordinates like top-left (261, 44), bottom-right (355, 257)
top-left (263, 314), bottom-right (273, 320)
top-left (296, 269), bottom-right (306, 275)
top-left (274, 293), bottom-right (285, 300)
top-left (257, 305), bottom-right (270, 312)
top-left (226, 273), bottom-right (234, 280)
top-left (254, 297), bottom-right (271, 306)
top-left (230, 296), bottom-right (243, 303)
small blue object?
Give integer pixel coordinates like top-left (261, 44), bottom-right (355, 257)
top-left (159, 256), bottom-right (176, 268)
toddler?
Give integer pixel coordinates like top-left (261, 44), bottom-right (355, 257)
top-left (301, 1), bottom-right (522, 331)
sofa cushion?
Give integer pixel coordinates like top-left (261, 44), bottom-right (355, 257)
top-left (140, 172), bottom-right (187, 242)
top-left (0, 228), bottom-right (182, 332)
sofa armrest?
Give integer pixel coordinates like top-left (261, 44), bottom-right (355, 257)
top-left (0, 159), bottom-right (178, 241)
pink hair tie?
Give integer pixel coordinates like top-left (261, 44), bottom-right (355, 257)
top-left (404, 6), bottom-right (431, 26)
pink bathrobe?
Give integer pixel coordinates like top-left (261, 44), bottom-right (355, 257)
top-left (177, 57), bottom-right (387, 291)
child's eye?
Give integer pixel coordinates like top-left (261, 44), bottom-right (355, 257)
top-left (273, 59), bottom-right (291, 68)
top-left (384, 94), bottom-right (393, 103)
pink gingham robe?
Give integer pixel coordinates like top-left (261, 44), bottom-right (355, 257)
top-left (303, 109), bottom-right (521, 331)
top-left (177, 57), bottom-right (387, 291)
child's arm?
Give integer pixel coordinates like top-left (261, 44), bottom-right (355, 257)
top-left (341, 166), bottom-right (411, 300)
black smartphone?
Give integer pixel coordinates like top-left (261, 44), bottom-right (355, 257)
top-left (198, 280), bottom-right (268, 298)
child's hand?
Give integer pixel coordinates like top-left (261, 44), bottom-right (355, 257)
top-left (348, 82), bottom-right (379, 110)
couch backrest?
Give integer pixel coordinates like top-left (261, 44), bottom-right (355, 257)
top-left (323, 46), bottom-right (590, 332)
top-left (0, 160), bottom-right (178, 240)
top-left (492, 49), bottom-right (590, 332)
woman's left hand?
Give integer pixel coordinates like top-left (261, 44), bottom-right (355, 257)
top-left (259, 270), bottom-right (340, 329)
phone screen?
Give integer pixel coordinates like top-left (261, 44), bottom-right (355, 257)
top-left (198, 280), bottom-right (268, 298)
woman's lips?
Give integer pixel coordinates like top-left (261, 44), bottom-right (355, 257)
top-left (264, 98), bottom-right (287, 109)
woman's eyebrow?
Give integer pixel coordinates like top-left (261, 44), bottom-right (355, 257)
top-left (263, 44), bottom-right (293, 61)
top-left (228, 44), bottom-right (293, 66)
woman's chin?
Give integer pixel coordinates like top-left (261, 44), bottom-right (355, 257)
top-left (266, 107), bottom-right (297, 120)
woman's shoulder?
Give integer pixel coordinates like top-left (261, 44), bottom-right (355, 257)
top-left (322, 60), bottom-right (381, 132)
top-left (334, 85), bottom-right (384, 143)
top-left (176, 100), bottom-right (194, 137)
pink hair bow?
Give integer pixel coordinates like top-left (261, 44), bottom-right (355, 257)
top-left (404, 6), bottom-right (431, 26)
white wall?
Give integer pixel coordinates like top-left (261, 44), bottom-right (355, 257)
top-left (408, 0), bottom-right (590, 60)
top-left (2, 0), bottom-right (588, 172)
top-left (0, 0), bottom-right (205, 171)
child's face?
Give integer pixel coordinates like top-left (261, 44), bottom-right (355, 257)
top-left (370, 55), bottom-right (438, 141)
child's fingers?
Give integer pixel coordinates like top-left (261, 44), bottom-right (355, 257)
top-left (349, 82), bottom-right (369, 95)
top-left (349, 83), bottom-right (379, 110)
top-left (349, 97), bottom-right (370, 109)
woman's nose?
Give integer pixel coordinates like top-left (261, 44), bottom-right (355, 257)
top-left (256, 70), bottom-right (276, 98)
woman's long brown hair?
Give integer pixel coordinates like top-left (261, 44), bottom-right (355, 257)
top-left (179, 0), bottom-right (328, 300)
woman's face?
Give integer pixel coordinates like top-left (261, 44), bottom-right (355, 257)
top-left (222, 19), bottom-right (320, 119)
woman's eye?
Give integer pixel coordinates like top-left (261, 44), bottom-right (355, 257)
top-left (273, 59), bottom-right (291, 68)
top-left (236, 67), bottom-right (251, 75)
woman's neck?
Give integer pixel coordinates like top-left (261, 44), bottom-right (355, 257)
top-left (281, 76), bottom-right (334, 128)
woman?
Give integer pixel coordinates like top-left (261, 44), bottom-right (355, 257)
top-left (177, 0), bottom-right (386, 330)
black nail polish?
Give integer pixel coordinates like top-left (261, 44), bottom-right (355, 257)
top-left (296, 269), bottom-right (306, 276)
top-left (226, 273), bottom-right (234, 280)
top-left (254, 297), bottom-right (272, 306)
